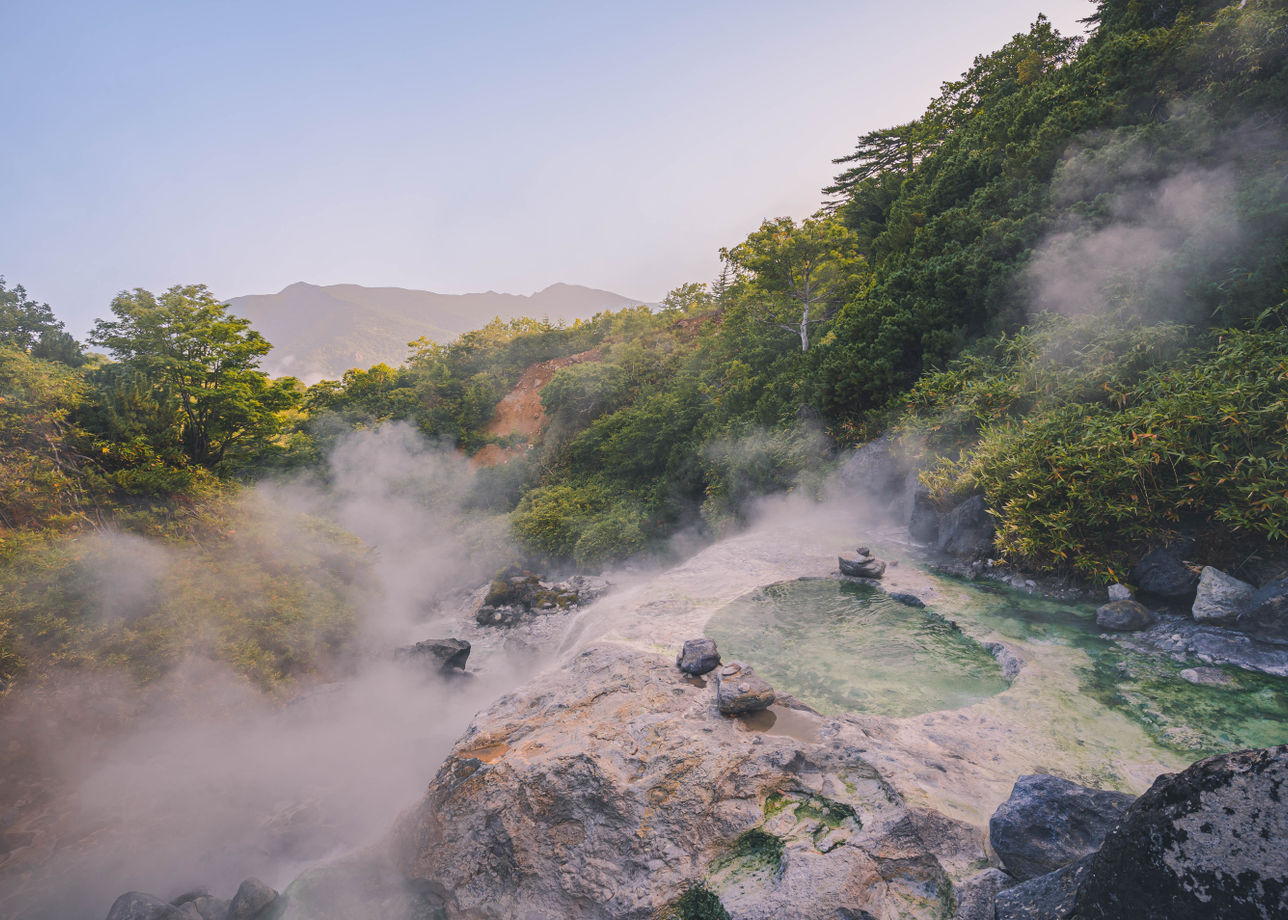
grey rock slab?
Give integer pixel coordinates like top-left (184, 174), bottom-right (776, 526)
top-left (952, 867), bottom-right (1015, 920)
top-left (988, 774), bottom-right (1135, 881)
top-left (1236, 576), bottom-right (1288, 645)
top-left (1191, 566), bottom-right (1256, 624)
top-left (994, 857), bottom-right (1090, 920)
top-left (937, 495), bottom-right (995, 559)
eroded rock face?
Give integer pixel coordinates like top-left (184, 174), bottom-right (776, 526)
top-left (988, 775), bottom-right (1134, 882)
top-left (392, 645), bottom-right (984, 920)
top-left (1072, 745), bottom-right (1288, 920)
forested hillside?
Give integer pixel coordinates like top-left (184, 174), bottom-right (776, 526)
top-left (3, 0), bottom-right (1286, 695)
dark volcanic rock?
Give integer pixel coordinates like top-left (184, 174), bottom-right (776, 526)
top-left (676, 637), bottom-right (721, 675)
top-left (988, 774), bottom-right (1135, 881)
top-left (952, 867), bottom-right (1015, 920)
top-left (936, 495), bottom-right (994, 559)
top-left (1095, 599), bottom-right (1154, 631)
top-left (395, 638), bottom-right (471, 672)
top-left (839, 554), bottom-right (886, 579)
top-left (1237, 577), bottom-right (1288, 645)
top-left (1072, 745), bottom-right (1288, 920)
top-left (228, 878), bottom-right (278, 920)
top-left (1191, 566), bottom-right (1256, 624)
top-left (889, 592), bottom-right (925, 608)
top-left (105, 893), bottom-right (187, 920)
top-left (1134, 546), bottom-right (1198, 599)
top-left (993, 857), bottom-right (1090, 920)
top-left (714, 661), bottom-right (775, 715)
top-left (908, 484), bottom-right (940, 544)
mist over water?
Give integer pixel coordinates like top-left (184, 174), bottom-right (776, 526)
top-left (0, 424), bottom-right (545, 920)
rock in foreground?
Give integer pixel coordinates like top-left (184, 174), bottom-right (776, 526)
top-left (395, 638), bottom-right (471, 672)
top-left (988, 774), bottom-right (1135, 882)
top-left (1191, 566), bottom-right (1256, 624)
top-left (392, 644), bottom-right (984, 920)
top-left (714, 660), bottom-right (775, 715)
top-left (1072, 744), bottom-right (1288, 919)
top-left (676, 637), bottom-right (721, 675)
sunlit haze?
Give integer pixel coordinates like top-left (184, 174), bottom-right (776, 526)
top-left (3, 0), bottom-right (1093, 337)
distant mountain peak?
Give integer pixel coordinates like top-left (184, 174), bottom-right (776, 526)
top-left (227, 281), bottom-right (644, 382)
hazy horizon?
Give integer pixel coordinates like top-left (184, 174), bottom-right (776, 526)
top-left (3, 0), bottom-right (1094, 338)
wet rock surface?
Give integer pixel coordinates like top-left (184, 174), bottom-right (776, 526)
top-left (676, 637), bottom-right (721, 675)
top-left (392, 644), bottom-right (986, 920)
top-left (1094, 599), bottom-right (1154, 631)
top-left (1072, 745), bottom-right (1288, 920)
top-left (988, 774), bottom-right (1135, 882)
top-left (715, 660), bottom-right (776, 715)
top-left (1127, 616), bottom-right (1288, 677)
top-left (395, 638), bottom-right (471, 672)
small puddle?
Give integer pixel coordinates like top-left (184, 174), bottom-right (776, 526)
top-left (461, 741), bottom-right (510, 764)
top-left (736, 705), bottom-right (822, 744)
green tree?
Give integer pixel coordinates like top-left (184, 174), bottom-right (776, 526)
top-left (89, 284), bottom-right (295, 468)
top-left (721, 217), bottom-right (865, 351)
top-left (0, 278), bottom-right (84, 365)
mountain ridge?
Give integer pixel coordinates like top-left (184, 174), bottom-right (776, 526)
top-left (227, 280), bottom-right (646, 381)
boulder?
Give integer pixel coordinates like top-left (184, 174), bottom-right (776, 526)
top-left (988, 774), bottom-right (1135, 881)
top-left (1191, 566), bottom-right (1256, 624)
top-left (475, 568), bottom-right (609, 626)
top-left (908, 484), bottom-right (940, 544)
top-left (227, 878), bottom-right (279, 920)
top-left (395, 638), bottom-right (471, 672)
top-left (839, 554), bottom-right (886, 579)
top-left (169, 892), bottom-right (228, 920)
top-left (1095, 599), bottom-right (1154, 632)
top-left (1134, 547), bottom-right (1198, 599)
top-left (392, 644), bottom-right (977, 920)
top-left (676, 638), bottom-right (721, 675)
top-left (105, 893), bottom-right (187, 920)
top-left (1235, 577), bottom-right (1288, 645)
top-left (715, 661), bottom-right (775, 715)
top-left (952, 867), bottom-right (1014, 920)
top-left (1107, 583), bottom-right (1132, 601)
top-left (936, 495), bottom-right (995, 559)
top-left (993, 857), bottom-right (1090, 920)
top-left (838, 434), bottom-right (908, 496)
top-left (1072, 745), bottom-right (1288, 920)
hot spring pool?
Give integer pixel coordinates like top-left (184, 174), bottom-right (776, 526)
top-left (706, 578), bottom-right (1010, 717)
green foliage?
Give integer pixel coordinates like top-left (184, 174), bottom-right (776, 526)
top-left (908, 314), bottom-right (1288, 580)
top-left (0, 277), bottom-right (85, 365)
top-left (89, 284), bottom-right (297, 470)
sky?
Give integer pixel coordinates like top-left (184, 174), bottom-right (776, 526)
top-left (2, 0), bottom-right (1095, 338)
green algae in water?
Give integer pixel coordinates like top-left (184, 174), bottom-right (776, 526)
top-left (1080, 649), bottom-right (1288, 757)
top-left (707, 578), bottom-right (1009, 717)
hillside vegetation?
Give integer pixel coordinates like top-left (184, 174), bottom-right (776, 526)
top-left (2, 0), bottom-right (1287, 696)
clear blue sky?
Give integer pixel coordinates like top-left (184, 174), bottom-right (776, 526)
top-left (2, 0), bottom-right (1094, 337)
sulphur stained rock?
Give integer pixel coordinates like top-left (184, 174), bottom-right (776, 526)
top-left (676, 637), bottom-right (721, 675)
top-left (1191, 566), bottom-right (1256, 624)
top-left (1095, 599), bottom-right (1154, 632)
top-left (715, 660), bottom-right (775, 715)
top-left (392, 644), bottom-right (983, 920)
